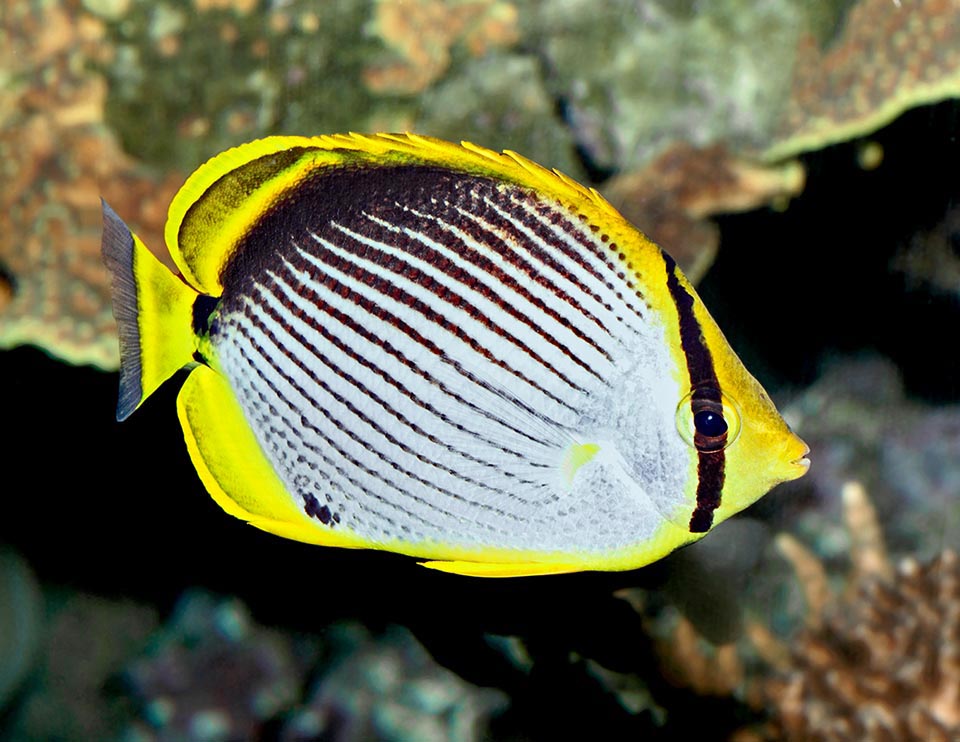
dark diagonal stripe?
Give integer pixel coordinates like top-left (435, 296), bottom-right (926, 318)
top-left (288, 237), bottom-right (579, 415)
top-left (257, 269), bottom-right (551, 464)
top-left (450, 201), bottom-right (623, 335)
top-left (662, 250), bottom-right (725, 533)
top-left (234, 330), bottom-right (530, 531)
top-left (234, 336), bottom-right (480, 533)
top-left (496, 193), bottom-right (647, 325)
top-left (267, 257), bottom-right (565, 446)
top-left (353, 212), bottom-right (613, 375)
top-left (266, 258), bottom-right (550, 453)
top-left (467, 195), bottom-right (629, 322)
top-left (380, 202), bottom-right (616, 360)
top-left (239, 294), bottom-right (554, 503)
top-left (233, 366), bottom-right (422, 538)
top-left (311, 225), bottom-right (593, 398)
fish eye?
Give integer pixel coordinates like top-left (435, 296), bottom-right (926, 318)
top-left (694, 407), bottom-right (727, 438)
top-left (675, 388), bottom-right (742, 453)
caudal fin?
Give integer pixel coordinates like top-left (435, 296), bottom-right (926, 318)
top-left (101, 200), bottom-right (199, 421)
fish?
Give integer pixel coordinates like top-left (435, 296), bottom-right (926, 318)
top-left (100, 133), bottom-right (810, 577)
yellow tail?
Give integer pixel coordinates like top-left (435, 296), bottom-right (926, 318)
top-left (101, 201), bottom-right (199, 420)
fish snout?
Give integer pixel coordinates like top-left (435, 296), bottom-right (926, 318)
top-left (783, 437), bottom-right (811, 480)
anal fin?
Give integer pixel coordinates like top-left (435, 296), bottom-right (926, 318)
top-left (418, 559), bottom-right (583, 577)
top-left (177, 364), bottom-right (369, 549)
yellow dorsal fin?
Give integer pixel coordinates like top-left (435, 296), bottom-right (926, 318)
top-left (319, 132), bottom-right (620, 217)
top-left (164, 136), bottom-right (331, 294)
top-left (162, 133), bottom-right (634, 297)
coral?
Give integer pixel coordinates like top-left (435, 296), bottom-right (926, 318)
top-left (0, 1), bottom-right (181, 368)
top-left (99, 0), bottom-right (581, 178)
top-left (415, 52), bottom-right (585, 179)
top-left (525, 0), bottom-right (816, 174)
top-left (756, 485), bottom-right (960, 740)
top-left (124, 590), bottom-right (315, 742)
top-left (609, 477), bottom-right (960, 741)
top-left (363, 0), bottom-right (519, 95)
top-left (0, 0), bottom-right (571, 368)
top-left (650, 614), bottom-right (744, 699)
top-left (11, 0), bottom-right (954, 369)
top-left (763, 0), bottom-right (960, 161)
top-left (782, 355), bottom-right (960, 563)
top-left (282, 623), bottom-right (507, 742)
top-left (603, 143), bottom-right (804, 282)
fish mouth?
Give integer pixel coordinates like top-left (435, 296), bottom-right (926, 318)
top-left (787, 441), bottom-right (811, 478)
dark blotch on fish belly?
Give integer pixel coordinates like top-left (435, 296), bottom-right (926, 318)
top-left (303, 491), bottom-right (341, 526)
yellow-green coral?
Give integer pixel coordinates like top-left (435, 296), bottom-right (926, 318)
top-left (763, 0), bottom-right (960, 161)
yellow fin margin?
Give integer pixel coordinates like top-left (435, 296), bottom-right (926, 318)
top-left (165, 137), bottom-right (340, 294)
top-left (418, 560), bottom-right (583, 577)
top-left (317, 132), bottom-right (621, 219)
top-left (177, 364), bottom-right (371, 549)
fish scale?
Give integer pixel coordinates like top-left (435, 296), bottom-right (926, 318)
top-left (100, 133), bottom-right (809, 576)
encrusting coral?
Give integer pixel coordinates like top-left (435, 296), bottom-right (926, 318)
top-left (7, 0), bottom-right (960, 366)
top-left (363, 0), bottom-right (519, 95)
top-left (603, 143), bottom-right (804, 283)
top-left (762, 0), bottom-right (960, 161)
top-left (0, 1), bottom-right (180, 368)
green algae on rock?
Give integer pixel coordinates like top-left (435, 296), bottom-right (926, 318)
top-left (97, 0), bottom-right (582, 179)
top-left (522, 0), bottom-right (821, 174)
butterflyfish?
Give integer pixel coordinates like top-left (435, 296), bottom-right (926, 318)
top-left (101, 133), bottom-right (809, 577)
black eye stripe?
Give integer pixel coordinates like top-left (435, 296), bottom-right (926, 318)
top-left (661, 251), bottom-right (725, 533)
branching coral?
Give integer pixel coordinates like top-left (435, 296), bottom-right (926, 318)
top-left (750, 482), bottom-right (960, 741)
top-left (764, 550), bottom-right (960, 740)
top-left (617, 480), bottom-right (960, 741)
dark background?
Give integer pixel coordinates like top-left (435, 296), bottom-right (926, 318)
top-left (2, 100), bottom-right (958, 739)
